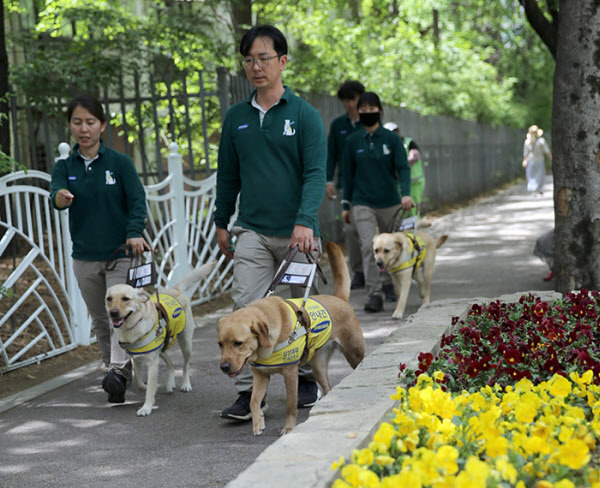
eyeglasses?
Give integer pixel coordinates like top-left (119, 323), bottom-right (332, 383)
top-left (241, 55), bottom-right (279, 70)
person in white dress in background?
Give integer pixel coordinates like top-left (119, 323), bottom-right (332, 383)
top-left (522, 125), bottom-right (552, 194)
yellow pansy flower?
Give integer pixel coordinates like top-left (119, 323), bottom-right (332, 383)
top-left (373, 422), bottom-right (396, 447)
top-left (435, 445), bottom-right (459, 475)
top-left (331, 456), bottom-right (345, 471)
top-left (391, 386), bottom-right (407, 400)
top-left (495, 457), bottom-right (517, 484)
top-left (433, 370), bottom-right (444, 382)
top-left (558, 438), bottom-right (591, 470)
top-left (548, 374), bottom-right (572, 397)
top-left (358, 468), bottom-right (380, 488)
top-left (536, 481), bottom-right (553, 488)
top-left (485, 434), bottom-right (509, 457)
top-left (332, 479), bottom-right (352, 488)
top-left (554, 480), bottom-right (575, 488)
top-left (352, 448), bottom-right (374, 466)
top-left (375, 455), bottom-right (395, 466)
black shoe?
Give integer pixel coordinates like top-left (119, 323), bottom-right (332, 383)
top-left (382, 283), bottom-right (397, 302)
top-left (364, 294), bottom-right (383, 313)
top-left (102, 371), bottom-right (126, 403)
top-left (351, 272), bottom-right (365, 289)
top-left (220, 392), bottom-right (268, 421)
top-left (298, 378), bottom-right (322, 408)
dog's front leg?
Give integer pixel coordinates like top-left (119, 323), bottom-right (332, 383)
top-left (133, 358), bottom-right (146, 390)
top-left (392, 270), bottom-right (412, 319)
top-left (137, 360), bottom-right (159, 416)
top-left (281, 364), bottom-right (299, 435)
top-left (250, 369), bottom-right (269, 436)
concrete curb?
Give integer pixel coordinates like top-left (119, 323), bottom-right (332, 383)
top-left (225, 290), bottom-right (562, 488)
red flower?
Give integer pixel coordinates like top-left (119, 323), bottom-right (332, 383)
top-left (532, 301), bottom-right (548, 317)
top-left (503, 349), bottom-right (521, 365)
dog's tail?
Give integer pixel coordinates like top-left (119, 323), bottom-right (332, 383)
top-left (436, 235), bottom-right (448, 249)
top-left (325, 241), bottom-right (351, 303)
top-left (173, 261), bottom-right (217, 293)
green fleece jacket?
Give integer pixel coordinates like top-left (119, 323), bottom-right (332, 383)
top-left (342, 125), bottom-right (410, 210)
top-left (327, 114), bottom-right (362, 188)
top-left (49, 141), bottom-right (147, 261)
top-left (215, 87), bottom-right (326, 236)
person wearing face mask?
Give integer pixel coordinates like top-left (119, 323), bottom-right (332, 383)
top-left (341, 92), bottom-right (414, 313)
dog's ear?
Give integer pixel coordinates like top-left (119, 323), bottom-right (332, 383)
top-left (251, 320), bottom-right (272, 348)
top-left (137, 289), bottom-right (151, 302)
top-left (392, 233), bottom-right (405, 250)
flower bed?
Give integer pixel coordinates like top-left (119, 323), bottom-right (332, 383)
top-left (332, 290), bottom-right (600, 487)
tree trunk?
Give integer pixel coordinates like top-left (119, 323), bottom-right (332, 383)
top-left (552, 0), bottom-right (600, 291)
top-left (0, 0), bottom-right (11, 158)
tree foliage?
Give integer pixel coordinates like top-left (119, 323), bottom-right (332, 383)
top-left (254, 0), bottom-right (553, 127)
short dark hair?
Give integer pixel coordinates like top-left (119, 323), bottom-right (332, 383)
top-left (67, 94), bottom-right (106, 123)
top-left (337, 80), bottom-right (365, 100)
top-left (358, 92), bottom-right (383, 111)
top-left (239, 25), bottom-right (288, 57)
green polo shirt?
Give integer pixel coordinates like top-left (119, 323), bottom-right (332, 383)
top-left (327, 114), bottom-right (362, 188)
top-left (49, 141), bottom-right (147, 261)
top-left (341, 125), bottom-right (410, 210)
top-left (215, 87), bottom-right (326, 236)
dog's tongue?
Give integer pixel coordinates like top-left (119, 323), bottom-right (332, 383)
top-left (228, 371), bottom-right (240, 379)
top-left (377, 265), bottom-right (386, 273)
top-left (112, 317), bottom-right (125, 328)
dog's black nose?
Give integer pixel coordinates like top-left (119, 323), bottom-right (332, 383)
top-left (109, 309), bottom-right (120, 318)
top-left (376, 260), bottom-right (384, 267)
top-left (220, 362), bottom-right (231, 374)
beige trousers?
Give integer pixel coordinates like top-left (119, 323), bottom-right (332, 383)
top-left (73, 259), bottom-right (132, 381)
top-left (352, 204), bottom-right (403, 298)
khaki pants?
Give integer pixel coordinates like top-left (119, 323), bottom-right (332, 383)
top-left (352, 204), bottom-right (402, 298)
top-left (73, 259), bottom-right (132, 381)
top-left (230, 227), bottom-right (320, 393)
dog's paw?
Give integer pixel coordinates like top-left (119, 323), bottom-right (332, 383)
top-left (180, 383), bottom-right (192, 392)
top-left (136, 382), bottom-right (147, 390)
top-left (391, 311), bottom-right (404, 320)
top-left (136, 405), bottom-right (153, 416)
top-left (280, 427), bottom-right (293, 435)
top-left (165, 381), bottom-right (175, 394)
top-left (253, 425), bottom-right (265, 436)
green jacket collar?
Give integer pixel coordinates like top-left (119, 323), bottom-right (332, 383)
top-left (246, 85), bottom-right (291, 106)
top-left (361, 124), bottom-right (386, 140)
top-left (73, 140), bottom-right (107, 160)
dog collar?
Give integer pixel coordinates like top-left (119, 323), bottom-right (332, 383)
top-left (388, 233), bottom-right (427, 273)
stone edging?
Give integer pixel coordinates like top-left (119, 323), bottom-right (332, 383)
top-left (225, 290), bottom-right (562, 488)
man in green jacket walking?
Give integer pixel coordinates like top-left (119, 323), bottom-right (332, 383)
top-left (326, 80), bottom-right (366, 290)
top-left (214, 25), bottom-right (327, 421)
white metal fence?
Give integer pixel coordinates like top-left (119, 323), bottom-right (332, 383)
top-left (0, 143), bottom-right (232, 373)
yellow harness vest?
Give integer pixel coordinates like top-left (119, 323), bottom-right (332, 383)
top-left (120, 294), bottom-right (186, 356)
top-left (249, 298), bottom-right (333, 367)
top-left (388, 233), bottom-right (427, 273)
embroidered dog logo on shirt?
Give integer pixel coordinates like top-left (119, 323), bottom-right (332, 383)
top-left (383, 144), bottom-right (391, 155)
top-left (283, 120), bottom-right (296, 136)
top-left (105, 170), bottom-right (116, 185)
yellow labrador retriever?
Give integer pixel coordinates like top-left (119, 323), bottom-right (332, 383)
top-left (105, 262), bottom-right (216, 416)
top-left (372, 231), bottom-right (448, 319)
top-left (217, 242), bottom-right (365, 436)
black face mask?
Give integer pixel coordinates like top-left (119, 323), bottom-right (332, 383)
top-left (359, 112), bottom-right (380, 127)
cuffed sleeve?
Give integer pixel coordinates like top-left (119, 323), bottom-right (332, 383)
top-left (215, 113), bottom-right (241, 230)
top-left (295, 106), bottom-right (326, 229)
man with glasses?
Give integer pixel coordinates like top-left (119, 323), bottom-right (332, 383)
top-left (215, 25), bottom-right (327, 422)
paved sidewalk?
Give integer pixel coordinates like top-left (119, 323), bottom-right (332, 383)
top-left (0, 178), bottom-right (555, 488)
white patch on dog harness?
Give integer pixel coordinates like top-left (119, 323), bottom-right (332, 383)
top-left (388, 233), bottom-right (427, 273)
top-left (249, 298), bottom-right (332, 367)
top-left (119, 294), bottom-right (186, 356)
